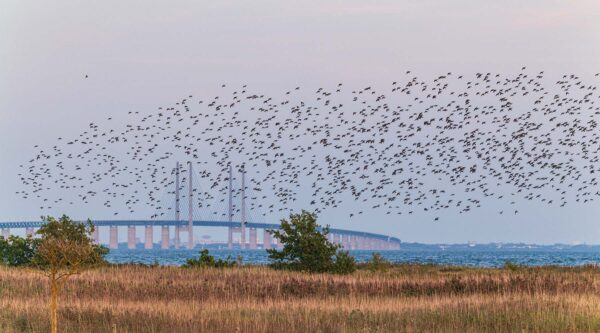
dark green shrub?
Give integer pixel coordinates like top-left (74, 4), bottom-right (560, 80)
top-left (183, 249), bottom-right (236, 268)
top-left (503, 260), bottom-right (520, 271)
top-left (367, 252), bottom-right (391, 272)
top-left (268, 210), bottom-right (356, 274)
top-left (0, 235), bottom-right (40, 267)
top-left (332, 250), bottom-right (357, 274)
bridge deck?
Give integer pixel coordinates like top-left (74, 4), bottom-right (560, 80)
top-left (0, 220), bottom-right (400, 244)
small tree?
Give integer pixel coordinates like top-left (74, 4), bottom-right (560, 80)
top-left (32, 215), bottom-right (107, 333)
top-left (268, 210), bottom-right (356, 274)
top-left (0, 235), bottom-right (40, 267)
top-left (183, 249), bottom-right (237, 268)
top-left (367, 252), bottom-right (391, 272)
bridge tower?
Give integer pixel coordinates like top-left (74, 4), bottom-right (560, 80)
top-left (174, 162), bottom-right (181, 249)
top-left (187, 161), bottom-right (194, 249)
top-left (227, 165), bottom-right (234, 249)
top-left (240, 166), bottom-right (247, 249)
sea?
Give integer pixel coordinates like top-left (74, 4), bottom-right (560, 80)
top-left (105, 243), bottom-right (600, 267)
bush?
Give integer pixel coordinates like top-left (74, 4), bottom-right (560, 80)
top-left (503, 260), bottom-right (520, 271)
top-left (332, 250), bottom-right (357, 274)
top-left (0, 235), bottom-right (40, 267)
top-left (183, 249), bottom-right (236, 268)
top-left (367, 252), bottom-right (391, 272)
top-left (268, 210), bottom-right (356, 274)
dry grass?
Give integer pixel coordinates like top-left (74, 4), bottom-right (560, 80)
top-left (1, 264), bottom-right (600, 332)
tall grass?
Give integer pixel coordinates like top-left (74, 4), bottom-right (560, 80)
top-left (1, 264), bottom-right (599, 332)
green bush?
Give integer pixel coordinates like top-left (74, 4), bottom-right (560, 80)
top-left (268, 210), bottom-right (357, 274)
top-left (367, 252), bottom-right (391, 272)
top-left (183, 249), bottom-right (236, 268)
top-left (332, 250), bottom-right (357, 274)
top-left (503, 260), bottom-right (520, 271)
top-left (0, 235), bottom-right (40, 267)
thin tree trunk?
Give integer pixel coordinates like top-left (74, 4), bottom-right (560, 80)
top-left (50, 274), bottom-right (58, 333)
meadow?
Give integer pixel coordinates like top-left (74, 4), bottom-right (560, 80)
top-left (1, 264), bottom-right (600, 332)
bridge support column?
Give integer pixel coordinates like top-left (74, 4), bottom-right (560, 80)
top-left (263, 229), bottom-right (272, 250)
top-left (161, 226), bottom-right (169, 249)
top-left (351, 236), bottom-right (358, 250)
top-left (128, 226), bottom-right (136, 249)
top-left (358, 237), bottom-right (366, 250)
top-left (92, 226), bottom-right (100, 244)
top-left (239, 228), bottom-right (246, 250)
top-left (109, 226), bottom-right (118, 249)
top-left (145, 226), bottom-right (153, 249)
top-left (174, 226), bottom-right (181, 249)
top-left (332, 234), bottom-right (340, 246)
top-left (187, 226), bottom-right (194, 250)
top-left (1, 228), bottom-right (9, 239)
top-left (26, 227), bottom-right (34, 237)
top-left (228, 227), bottom-right (233, 249)
top-left (249, 228), bottom-right (257, 249)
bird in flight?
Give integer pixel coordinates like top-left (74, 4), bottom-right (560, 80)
top-left (18, 69), bottom-right (600, 224)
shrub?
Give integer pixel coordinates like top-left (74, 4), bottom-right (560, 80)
top-left (367, 252), bottom-right (391, 272)
top-left (183, 249), bottom-right (236, 268)
top-left (503, 260), bottom-right (520, 271)
top-left (268, 210), bottom-right (356, 274)
top-left (332, 250), bottom-right (357, 274)
top-left (0, 235), bottom-right (40, 267)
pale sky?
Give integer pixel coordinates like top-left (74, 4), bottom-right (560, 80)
top-left (1, 1), bottom-right (600, 244)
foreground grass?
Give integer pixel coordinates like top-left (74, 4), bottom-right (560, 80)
top-left (1, 264), bottom-right (600, 332)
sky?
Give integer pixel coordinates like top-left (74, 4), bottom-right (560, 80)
top-left (1, 0), bottom-right (600, 244)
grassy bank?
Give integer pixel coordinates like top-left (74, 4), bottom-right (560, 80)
top-left (1, 264), bottom-right (600, 332)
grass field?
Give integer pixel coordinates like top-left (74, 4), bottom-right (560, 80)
top-left (1, 264), bottom-right (600, 332)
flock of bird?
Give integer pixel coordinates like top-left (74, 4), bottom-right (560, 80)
top-left (17, 69), bottom-right (600, 222)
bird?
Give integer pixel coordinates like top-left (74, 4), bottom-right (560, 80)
top-left (16, 72), bottom-right (600, 225)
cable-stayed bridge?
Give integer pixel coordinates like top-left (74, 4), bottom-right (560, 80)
top-left (1, 162), bottom-right (401, 250)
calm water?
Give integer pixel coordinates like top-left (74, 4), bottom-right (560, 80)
top-left (106, 248), bottom-right (600, 267)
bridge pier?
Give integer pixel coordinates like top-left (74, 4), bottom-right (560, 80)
top-left (239, 228), bottom-right (246, 250)
top-left (161, 226), bottom-right (169, 249)
top-left (109, 226), bottom-right (118, 249)
top-left (351, 236), bottom-right (358, 250)
top-left (249, 228), bottom-right (257, 249)
top-left (228, 227), bottom-right (233, 249)
top-left (145, 226), bottom-right (153, 249)
top-left (174, 226), bottom-right (181, 249)
top-left (127, 226), bottom-right (136, 249)
top-left (1, 228), bottom-right (9, 239)
top-left (332, 233), bottom-right (340, 246)
top-left (92, 226), bottom-right (100, 244)
top-left (263, 229), bottom-right (272, 249)
top-left (343, 235), bottom-right (351, 249)
top-left (26, 227), bottom-right (34, 237)
top-left (187, 226), bottom-right (194, 250)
